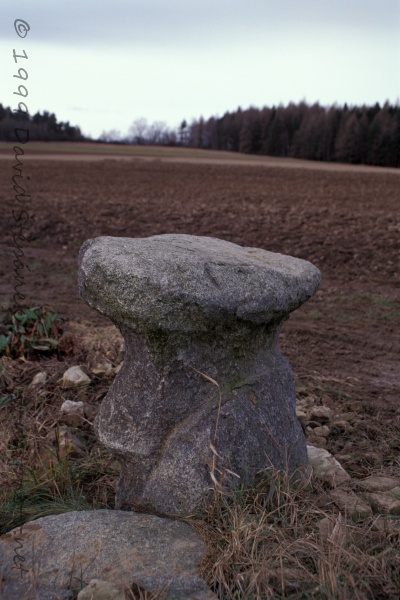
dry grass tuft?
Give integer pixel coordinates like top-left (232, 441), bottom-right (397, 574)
top-left (197, 469), bottom-right (400, 599)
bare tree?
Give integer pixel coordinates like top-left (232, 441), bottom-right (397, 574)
top-left (99, 129), bottom-right (122, 143)
top-left (128, 118), bottom-right (149, 144)
top-left (147, 121), bottom-right (168, 144)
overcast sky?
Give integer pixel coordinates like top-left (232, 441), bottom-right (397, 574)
top-left (1, 0), bottom-right (399, 139)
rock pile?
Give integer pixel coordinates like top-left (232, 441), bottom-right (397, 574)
top-left (307, 446), bottom-right (400, 519)
top-left (300, 395), bottom-right (400, 519)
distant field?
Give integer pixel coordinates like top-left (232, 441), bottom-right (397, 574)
top-left (1, 141), bottom-right (399, 174)
top-left (1, 141), bottom-right (240, 159)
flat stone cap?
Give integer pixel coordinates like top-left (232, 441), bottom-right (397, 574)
top-left (79, 234), bottom-right (321, 332)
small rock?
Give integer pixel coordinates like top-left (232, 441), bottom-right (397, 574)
top-left (307, 445), bottom-right (350, 487)
top-left (77, 579), bottom-right (125, 600)
top-left (390, 487), bottom-right (400, 500)
top-left (341, 441), bottom-right (354, 452)
top-left (331, 420), bottom-right (353, 434)
top-left (313, 425), bottom-right (331, 438)
top-left (59, 428), bottom-right (86, 458)
top-left (47, 426), bottom-right (86, 458)
top-left (307, 434), bottom-right (327, 448)
top-left (92, 360), bottom-right (114, 376)
top-left (363, 492), bottom-right (400, 515)
top-left (306, 421), bottom-right (323, 429)
top-left (347, 401), bottom-right (362, 412)
top-left (334, 412), bottom-right (357, 422)
top-left (309, 406), bottom-right (333, 423)
top-left (30, 371), bottom-right (47, 386)
top-left (329, 489), bottom-right (372, 520)
top-left (362, 452), bottom-right (383, 466)
top-left (62, 366), bottom-right (91, 389)
top-left (296, 400), bottom-right (308, 411)
top-left (296, 409), bottom-right (308, 427)
top-left (334, 454), bottom-right (352, 463)
top-left (60, 400), bottom-right (85, 426)
top-left (356, 476), bottom-right (399, 493)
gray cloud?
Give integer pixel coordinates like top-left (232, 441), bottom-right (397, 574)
top-left (1, 0), bottom-right (399, 47)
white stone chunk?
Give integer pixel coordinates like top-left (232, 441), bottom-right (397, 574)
top-left (307, 445), bottom-right (350, 487)
top-left (62, 366), bottom-right (91, 388)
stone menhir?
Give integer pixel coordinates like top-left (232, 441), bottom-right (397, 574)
top-left (78, 234), bottom-right (321, 515)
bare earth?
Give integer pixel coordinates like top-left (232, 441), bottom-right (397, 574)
top-left (1, 147), bottom-right (399, 476)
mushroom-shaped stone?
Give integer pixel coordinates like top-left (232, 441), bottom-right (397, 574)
top-left (79, 234), bottom-right (321, 515)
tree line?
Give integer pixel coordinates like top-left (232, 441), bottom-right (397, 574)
top-left (187, 102), bottom-right (400, 168)
top-left (112, 102), bottom-right (400, 168)
top-left (0, 104), bottom-right (83, 142)
top-left (2, 100), bottom-right (399, 167)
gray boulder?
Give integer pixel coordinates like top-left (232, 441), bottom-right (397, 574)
top-left (0, 510), bottom-right (213, 599)
top-left (79, 234), bottom-right (321, 514)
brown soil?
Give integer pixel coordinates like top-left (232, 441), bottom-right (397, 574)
top-left (1, 154), bottom-right (399, 476)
